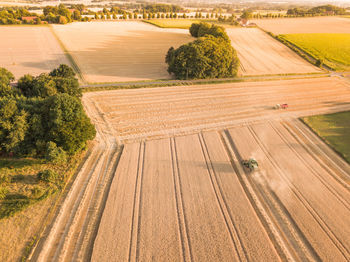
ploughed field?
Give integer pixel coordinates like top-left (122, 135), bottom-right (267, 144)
top-left (0, 26), bottom-right (70, 79)
top-left (92, 120), bottom-right (350, 261)
top-left (51, 21), bottom-right (193, 83)
top-left (226, 28), bottom-right (321, 76)
top-left (84, 77), bottom-right (350, 142)
top-left (253, 16), bottom-right (350, 34)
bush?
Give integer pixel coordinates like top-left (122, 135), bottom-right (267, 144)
top-left (37, 169), bottom-right (58, 183)
top-left (316, 58), bottom-right (324, 67)
top-left (0, 187), bottom-right (8, 200)
top-left (45, 141), bottom-right (67, 164)
top-left (0, 196), bottom-right (30, 219)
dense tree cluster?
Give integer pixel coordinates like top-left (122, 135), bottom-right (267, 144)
top-left (143, 4), bottom-right (182, 13)
top-left (287, 5), bottom-right (346, 16)
top-left (0, 7), bottom-right (34, 24)
top-left (0, 65), bottom-right (95, 160)
top-left (166, 22), bottom-right (239, 80)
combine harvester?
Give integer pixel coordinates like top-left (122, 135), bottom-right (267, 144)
top-left (241, 158), bottom-right (259, 172)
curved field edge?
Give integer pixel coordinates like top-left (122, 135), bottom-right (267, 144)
top-left (301, 111), bottom-right (350, 164)
top-left (278, 34), bottom-right (350, 71)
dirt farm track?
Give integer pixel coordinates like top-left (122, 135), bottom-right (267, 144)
top-left (32, 76), bottom-right (350, 262)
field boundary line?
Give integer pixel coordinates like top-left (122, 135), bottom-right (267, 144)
top-left (220, 130), bottom-right (293, 262)
top-left (128, 142), bottom-right (145, 262)
top-left (48, 25), bottom-right (85, 83)
top-left (81, 74), bottom-right (329, 92)
top-left (198, 132), bottom-right (248, 262)
top-left (256, 26), bottom-right (330, 71)
top-left (272, 121), bottom-right (350, 208)
top-left (300, 117), bottom-right (350, 166)
top-left (248, 125), bottom-right (350, 259)
top-left (170, 137), bottom-right (193, 262)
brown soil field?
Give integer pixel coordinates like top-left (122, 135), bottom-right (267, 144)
top-left (52, 21), bottom-right (193, 83)
top-left (0, 26), bottom-right (70, 79)
top-left (252, 16), bottom-right (350, 34)
top-left (226, 28), bottom-right (321, 75)
top-left (92, 120), bottom-right (350, 261)
top-left (84, 76), bottom-right (350, 142)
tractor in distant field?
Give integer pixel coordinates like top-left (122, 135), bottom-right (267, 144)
top-left (241, 158), bottom-right (259, 172)
top-left (274, 103), bottom-right (288, 110)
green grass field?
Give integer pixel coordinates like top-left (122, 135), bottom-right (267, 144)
top-left (302, 111), bottom-right (350, 163)
top-left (142, 19), bottom-right (215, 29)
top-left (279, 34), bottom-right (350, 71)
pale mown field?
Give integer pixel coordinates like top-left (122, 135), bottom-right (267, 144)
top-left (0, 26), bottom-right (70, 79)
top-left (226, 28), bottom-right (321, 75)
top-left (52, 21), bottom-right (193, 83)
top-left (253, 16), bottom-right (350, 34)
top-left (85, 77), bottom-right (350, 142)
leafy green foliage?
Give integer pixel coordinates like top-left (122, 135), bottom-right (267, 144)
top-left (43, 94), bottom-right (95, 154)
top-left (0, 67), bottom-right (16, 97)
top-left (37, 169), bottom-right (58, 183)
top-left (166, 22), bottom-right (239, 80)
top-left (17, 65), bottom-right (81, 98)
top-left (0, 98), bottom-right (28, 153)
top-left (0, 65), bottom-right (95, 157)
top-left (45, 141), bottom-right (67, 164)
top-left (49, 64), bottom-right (76, 78)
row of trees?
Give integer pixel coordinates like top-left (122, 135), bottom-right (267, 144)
top-left (0, 65), bottom-right (95, 160)
top-left (287, 5), bottom-right (346, 17)
top-left (166, 22), bottom-right (239, 80)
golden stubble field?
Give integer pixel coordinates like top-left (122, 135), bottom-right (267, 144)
top-left (35, 77), bottom-right (350, 261)
top-left (226, 28), bottom-right (321, 75)
top-left (52, 21), bottom-right (193, 83)
top-left (0, 26), bottom-right (70, 79)
top-left (252, 16), bottom-right (350, 34)
top-left (87, 77), bottom-right (350, 261)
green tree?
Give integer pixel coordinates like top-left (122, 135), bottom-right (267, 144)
top-left (49, 64), bottom-right (76, 78)
top-left (166, 23), bottom-right (239, 80)
top-left (0, 68), bottom-right (15, 97)
top-left (43, 94), bottom-right (95, 154)
top-left (0, 98), bottom-right (28, 153)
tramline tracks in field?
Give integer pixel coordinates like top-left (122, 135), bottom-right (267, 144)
top-left (270, 122), bottom-right (350, 210)
top-left (220, 131), bottom-right (293, 262)
top-left (246, 125), bottom-right (350, 260)
top-left (170, 137), bottom-right (192, 262)
top-left (198, 133), bottom-right (248, 262)
top-left (283, 120), bottom-right (350, 187)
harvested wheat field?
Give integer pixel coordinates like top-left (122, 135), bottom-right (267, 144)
top-left (92, 120), bottom-right (350, 261)
top-left (0, 26), bottom-right (70, 79)
top-left (226, 28), bottom-right (321, 75)
top-left (253, 16), bottom-right (350, 35)
top-left (84, 76), bottom-right (350, 142)
top-left (52, 21), bottom-right (193, 83)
